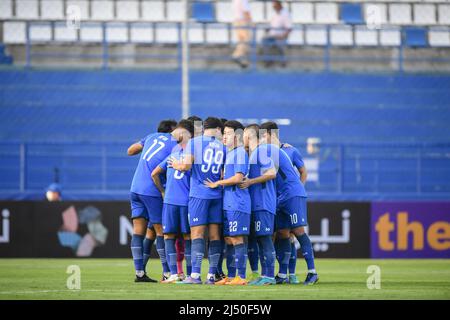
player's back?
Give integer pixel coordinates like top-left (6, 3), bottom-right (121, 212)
top-left (276, 145), bottom-right (306, 202)
top-left (130, 132), bottom-right (178, 196)
top-left (248, 143), bottom-right (277, 214)
top-left (187, 135), bottom-right (226, 199)
top-left (160, 150), bottom-right (190, 206)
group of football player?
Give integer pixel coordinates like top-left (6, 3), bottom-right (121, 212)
top-left (128, 116), bottom-right (318, 286)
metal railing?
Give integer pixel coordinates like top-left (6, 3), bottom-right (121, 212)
top-left (12, 21), bottom-right (450, 72)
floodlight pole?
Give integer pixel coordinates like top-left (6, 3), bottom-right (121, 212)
top-left (181, 0), bottom-right (190, 119)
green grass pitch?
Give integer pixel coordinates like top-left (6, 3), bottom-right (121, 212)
top-left (0, 259), bottom-right (449, 300)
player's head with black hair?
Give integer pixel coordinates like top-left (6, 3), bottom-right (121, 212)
top-left (220, 118), bottom-right (228, 134)
top-left (243, 123), bottom-right (260, 150)
top-left (187, 115), bottom-right (202, 122)
top-left (157, 119), bottom-right (177, 133)
top-left (223, 120), bottom-right (245, 148)
top-left (203, 116), bottom-right (224, 130)
top-left (176, 119), bottom-right (195, 138)
top-left (170, 119), bottom-right (194, 145)
top-left (187, 115), bottom-right (203, 137)
top-left (203, 117), bottom-right (224, 139)
top-left (260, 121), bottom-right (280, 144)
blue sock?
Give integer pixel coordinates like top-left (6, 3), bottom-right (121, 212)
top-left (289, 241), bottom-right (297, 274)
top-left (297, 233), bottom-right (316, 271)
top-left (274, 238), bottom-right (281, 271)
top-left (131, 234), bottom-right (144, 274)
top-left (156, 236), bottom-right (170, 274)
top-left (164, 238), bottom-right (177, 275)
top-left (257, 240), bottom-right (267, 276)
top-left (217, 238), bottom-right (225, 274)
top-left (247, 236), bottom-right (259, 273)
top-left (208, 240), bottom-right (222, 275)
top-left (184, 239), bottom-right (192, 276)
top-left (191, 238), bottom-right (205, 277)
top-left (258, 235), bottom-right (275, 278)
top-left (234, 243), bottom-right (247, 279)
top-left (142, 237), bottom-right (154, 272)
top-left (277, 238), bottom-right (291, 277)
top-left (225, 244), bottom-right (236, 278)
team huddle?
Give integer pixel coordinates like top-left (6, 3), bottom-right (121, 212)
top-left (128, 116), bottom-right (318, 286)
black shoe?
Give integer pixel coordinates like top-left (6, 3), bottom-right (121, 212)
top-left (233, 57), bottom-right (249, 69)
top-left (135, 274), bottom-right (157, 283)
top-left (215, 271), bottom-right (226, 282)
top-left (161, 274), bottom-right (169, 282)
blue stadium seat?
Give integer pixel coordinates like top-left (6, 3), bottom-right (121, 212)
top-left (404, 27), bottom-right (428, 47)
top-left (341, 3), bottom-right (364, 24)
top-left (0, 43), bottom-right (13, 65)
top-left (192, 1), bottom-right (215, 23)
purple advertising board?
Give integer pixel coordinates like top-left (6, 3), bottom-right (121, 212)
top-left (371, 202), bottom-right (450, 258)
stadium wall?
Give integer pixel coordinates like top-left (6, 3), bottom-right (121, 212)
top-left (0, 201), bottom-right (448, 259)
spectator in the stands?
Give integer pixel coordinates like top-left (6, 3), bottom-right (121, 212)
top-left (46, 183), bottom-right (62, 202)
top-left (231, 0), bottom-right (252, 69)
top-left (260, 1), bottom-right (292, 68)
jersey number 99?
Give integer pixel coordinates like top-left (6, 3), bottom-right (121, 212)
top-left (201, 149), bottom-right (224, 174)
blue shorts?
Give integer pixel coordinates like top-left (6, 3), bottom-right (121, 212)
top-left (223, 210), bottom-right (251, 237)
top-left (251, 210), bottom-right (275, 237)
top-left (188, 197), bottom-right (223, 227)
top-left (130, 192), bottom-right (163, 225)
top-left (162, 203), bottom-right (190, 235)
top-left (275, 196), bottom-right (308, 230)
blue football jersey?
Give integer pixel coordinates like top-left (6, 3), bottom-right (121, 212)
top-left (186, 135), bottom-right (226, 199)
top-left (159, 150), bottom-right (190, 206)
top-left (281, 144), bottom-right (305, 169)
top-left (223, 146), bottom-right (251, 214)
top-left (248, 144), bottom-right (277, 214)
top-left (130, 132), bottom-right (179, 196)
top-left (276, 146), bottom-right (307, 201)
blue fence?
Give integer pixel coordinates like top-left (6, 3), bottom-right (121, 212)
top-left (1, 142), bottom-right (449, 201)
top-left (19, 21), bottom-right (450, 72)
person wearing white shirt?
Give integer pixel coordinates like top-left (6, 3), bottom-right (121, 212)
top-left (232, 0), bottom-right (252, 68)
top-left (261, 1), bottom-right (292, 67)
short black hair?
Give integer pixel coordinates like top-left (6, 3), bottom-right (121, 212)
top-left (224, 120), bottom-right (244, 132)
top-left (203, 116), bottom-right (224, 130)
top-left (187, 115), bottom-right (202, 123)
top-left (245, 123), bottom-right (260, 139)
top-left (224, 120), bottom-right (244, 141)
top-left (176, 119), bottom-right (195, 137)
top-left (260, 121), bottom-right (279, 137)
top-left (157, 119), bottom-right (177, 133)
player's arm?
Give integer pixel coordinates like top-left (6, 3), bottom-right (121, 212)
top-left (298, 166), bottom-right (307, 184)
top-left (127, 142), bottom-right (143, 156)
top-left (151, 166), bottom-right (166, 198)
top-left (238, 167), bottom-right (277, 189)
top-left (204, 172), bottom-right (244, 189)
top-left (168, 154), bottom-right (193, 172)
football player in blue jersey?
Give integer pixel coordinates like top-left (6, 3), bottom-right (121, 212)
top-left (260, 121), bottom-right (318, 285)
top-left (151, 119), bottom-right (195, 283)
top-left (239, 124), bottom-right (278, 286)
top-left (128, 119), bottom-right (178, 282)
top-left (170, 117), bottom-right (227, 285)
top-left (205, 120), bottom-right (251, 285)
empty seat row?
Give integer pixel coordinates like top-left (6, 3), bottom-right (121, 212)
top-left (4, 21), bottom-right (449, 47)
top-left (0, 1), bottom-right (449, 25)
